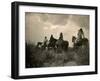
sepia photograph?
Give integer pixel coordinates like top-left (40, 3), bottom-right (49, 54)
top-left (25, 12), bottom-right (90, 68)
top-left (11, 2), bottom-right (97, 79)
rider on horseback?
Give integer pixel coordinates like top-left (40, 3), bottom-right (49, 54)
top-left (59, 32), bottom-right (63, 40)
top-left (57, 32), bottom-right (64, 45)
top-left (43, 36), bottom-right (48, 49)
top-left (56, 32), bottom-right (64, 49)
top-left (77, 28), bottom-right (85, 42)
top-left (72, 28), bottom-right (85, 48)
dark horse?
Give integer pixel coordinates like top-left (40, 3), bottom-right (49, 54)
top-left (56, 39), bottom-right (69, 51)
top-left (48, 35), bottom-right (57, 50)
top-left (48, 35), bottom-right (69, 51)
top-left (72, 36), bottom-right (88, 48)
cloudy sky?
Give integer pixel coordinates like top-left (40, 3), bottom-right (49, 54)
top-left (25, 12), bottom-right (89, 47)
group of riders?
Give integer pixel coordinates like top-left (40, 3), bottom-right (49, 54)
top-left (37, 28), bottom-right (88, 50)
top-left (43, 32), bottom-right (64, 48)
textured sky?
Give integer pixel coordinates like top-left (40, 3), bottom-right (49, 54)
top-left (25, 12), bottom-right (89, 47)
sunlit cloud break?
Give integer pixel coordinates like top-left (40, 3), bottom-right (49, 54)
top-left (25, 12), bottom-right (89, 47)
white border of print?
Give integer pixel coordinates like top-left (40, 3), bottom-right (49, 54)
top-left (19, 5), bottom-right (95, 76)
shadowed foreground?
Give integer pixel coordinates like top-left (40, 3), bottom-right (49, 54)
top-left (25, 43), bottom-right (89, 68)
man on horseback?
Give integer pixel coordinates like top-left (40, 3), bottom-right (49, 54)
top-left (57, 32), bottom-right (64, 45)
top-left (43, 36), bottom-right (48, 50)
top-left (56, 32), bottom-right (69, 52)
top-left (72, 28), bottom-right (86, 48)
top-left (56, 32), bottom-right (64, 51)
top-left (77, 28), bottom-right (85, 42)
top-left (59, 32), bottom-right (63, 40)
top-left (48, 34), bottom-right (57, 49)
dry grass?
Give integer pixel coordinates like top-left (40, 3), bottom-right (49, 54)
top-left (25, 43), bottom-right (89, 68)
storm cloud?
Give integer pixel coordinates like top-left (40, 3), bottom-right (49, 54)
top-left (25, 12), bottom-right (89, 47)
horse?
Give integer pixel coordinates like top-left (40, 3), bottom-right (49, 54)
top-left (37, 41), bottom-right (49, 50)
top-left (48, 35), bottom-right (57, 50)
top-left (37, 35), bottom-right (69, 52)
top-left (36, 42), bottom-right (43, 48)
top-left (72, 36), bottom-right (88, 48)
top-left (56, 39), bottom-right (69, 52)
top-left (62, 40), bottom-right (69, 51)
